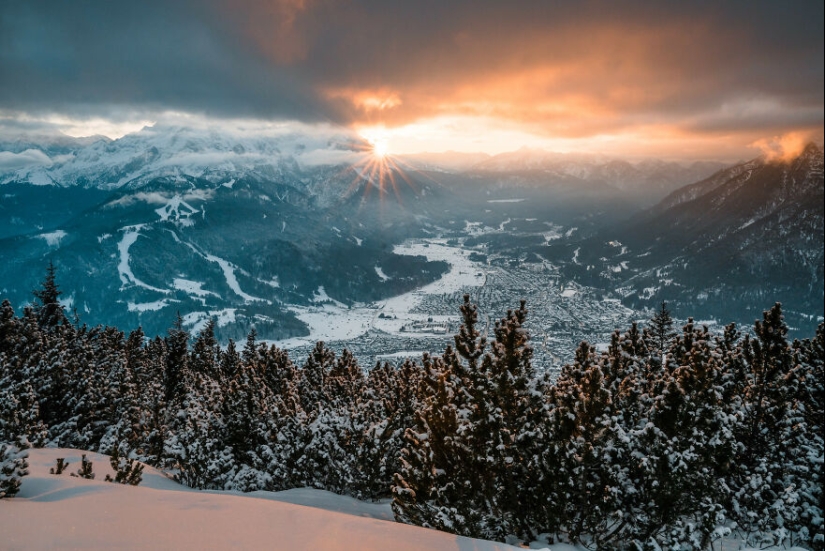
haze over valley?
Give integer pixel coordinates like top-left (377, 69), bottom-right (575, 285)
top-left (0, 123), bottom-right (822, 368)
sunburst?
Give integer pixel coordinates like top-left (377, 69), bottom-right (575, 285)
top-left (338, 129), bottom-right (417, 205)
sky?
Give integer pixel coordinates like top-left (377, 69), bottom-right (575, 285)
top-left (0, 0), bottom-right (822, 160)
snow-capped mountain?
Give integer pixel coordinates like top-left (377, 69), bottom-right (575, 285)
top-left (0, 124), bottom-right (459, 340)
top-left (0, 124), bottom-right (369, 196)
top-left (468, 147), bottom-right (726, 204)
top-left (0, 122), bottom-right (737, 340)
top-left (558, 143), bottom-right (824, 329)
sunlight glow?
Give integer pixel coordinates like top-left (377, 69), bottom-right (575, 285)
top-left (372, 138), bottom-right (389, 158)
top-left (336, 127), bottom-right (419, 205)
top-left (360, 128), bottom-right (392, 159)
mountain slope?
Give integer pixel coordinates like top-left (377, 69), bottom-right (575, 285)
top-left (0, 123), bottom-right (727, 340)
top-left (1, 448), bottom-right (529, 551)
top-left (556, 143), bottom-right (824, 329)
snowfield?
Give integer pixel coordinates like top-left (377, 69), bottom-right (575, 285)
top-left (1, 449), bottom-right (804, 551)
top-left (0, 448), bottom-right (532, 551)
top-left (273, 239), bottom-right (487, 349)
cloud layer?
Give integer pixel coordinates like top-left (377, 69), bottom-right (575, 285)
top-left (0, 0), bottom-right (822, 157)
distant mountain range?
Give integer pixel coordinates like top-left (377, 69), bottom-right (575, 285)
top-left (0, 124), bottom-right (819, 339)
top-left (549, 143), bottom-right (824, 331)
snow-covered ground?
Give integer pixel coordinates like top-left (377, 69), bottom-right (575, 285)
top-left (117, 225), bottom-right (169, 294)
top-left (35, 229), bottom-right (67, 247)
top-left (273, 239), bottom-right (487, 349)
top-left (2, 449), bottom-right (808, 550)
top-left (0, 448), bottom-right (536, 551)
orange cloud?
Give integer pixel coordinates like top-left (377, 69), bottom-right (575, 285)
top-left (751, 131), bottom-right (822, 162)
top-left (324, 87), bottom-right (402, 113)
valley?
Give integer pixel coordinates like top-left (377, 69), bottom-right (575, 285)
top-left (271, 237), bottom-right (639, 369)
top-left (0, 126), bottom-right (822, 364)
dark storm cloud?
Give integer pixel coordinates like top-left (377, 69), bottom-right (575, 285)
top-left (0, 0), bottom-right (325, 121)
top-left (0, 0), bottom-right (822, 139)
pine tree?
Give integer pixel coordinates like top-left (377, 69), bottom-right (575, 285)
top-left (729, 304), bottom-right (801, 548)
top-left (0, 436), bottom-right (29, 498)
top-left (164, 313), bottom-right (189, 401)
top-left (104, 445), bottom-right (144, 485)
top-left (649, 300), bottom-right (675, 351)
top-left (50, 457), bottom-right (69, 475)
top-left (394, 298), bottom-right (547, 542)
top-left (221, 332), bottom-right (277, 492)
top-left (71, 454), bottom-right (95, 479)
top-left (32, 261), bottom-right (67, 329)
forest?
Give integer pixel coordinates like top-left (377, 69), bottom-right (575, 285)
top-left (1, 267), bottom-right (823, 550)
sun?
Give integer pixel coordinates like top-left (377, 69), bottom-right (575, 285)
top-left (372, 137), bottom-right (389, 158)
top-left (360, 128), bottom-right (391, 159)
top-left (344, 127), bottom-right (418, 203)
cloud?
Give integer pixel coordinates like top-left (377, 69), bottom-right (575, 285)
top-left (751, 131), bottom-right (823, 161)
top-left (0, 149), bottom-right (53, 171)
top-left (0, 1), bottom-right (821, 158)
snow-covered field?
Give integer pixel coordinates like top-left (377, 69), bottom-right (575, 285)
top-left (0, 448), bottom-right (537, 551)
top-left (274, 239), bottom-right (487, 348)
top-left (1, 449), bottom-right (809, 550)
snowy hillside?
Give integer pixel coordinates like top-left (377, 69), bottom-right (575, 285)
top-left (1, 448), bottom-right (811, 551)
top-left (545, 143), bottom-right (825, 330)
top-left (0, 448), bottom-right (540, 551)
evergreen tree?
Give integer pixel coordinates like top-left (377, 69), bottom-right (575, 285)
top-left (32, 262), bottom-right (67, 329)
top-left (104, 445), bottom-right (144, 486)
top-left (394, 298), bottom-right (547, 542)
top-left (357, 359), bottom-right (423, 499)
top-left (164, 313), bottom-right (189, 402)
top-left (649, 300), bottom-right (675, 351)
top-left (0, 436), bottom-right (29, 498)
top-left (221, 332), bottom-right (277, 491)
top-left (71, 454), bottom-right (95, 479)
top-left (729, 304), bottom-right (803, 548)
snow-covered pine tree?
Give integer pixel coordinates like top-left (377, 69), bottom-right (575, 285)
top-left (118, 328), bottom-right (167, 465)
top-left (0, 303), bottom-right (49, 447)
top-left (31, 261), bottom-right (67, 329)
top-left (71, 453), bottom-right (95, 479)
top-left (318, 348), bottom-right (366, 493)
top-left (221, 331), bottom-right (277, 491)
top-left (393, 350), bottom-right (478, 534)
top-left (475, 300), bottom-right (548, 542)
top-left (548, 340), bottom-right (617, 546)
top-left (729, 303), bottom-right (802, 548)
top-left (395, 297), bottom-right (546, 542)
top-left (104, 445), bottom-right (144, 486)
top-left (0, 299), bottom-right (17, 356)
top-left (190, 319), bottom-right (221, 381)
top-left (297, 341), bottom-right (335, 416)
top-left (357, 359), bottom-right (424, 499)
top-left (164, 313), bottom-right (189, 402)
top-left (649, 300), bottom-right (676, 352)
top-left (139, 336), bottom-right (169, 465)
top-left (163, 319), bottom-right (230, 489)
top-left (52, 326), bottom-right (124, 450)
top-left (629, 321), bottom-right (735, 549)
top-left (0, 436), bottom-right (29, 498)
top-left (768, 321), bottom-right (824, 548)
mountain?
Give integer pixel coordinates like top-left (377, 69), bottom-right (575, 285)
top-left (555, 143), bottom-right (824, 330)
top-left (396, 151), bottom-right (492, 172)
top-left (0, 123), bottom-right (730, 341)
top-left (470, 147), bottom-right (726, 206)
top-left (0, 125), bottom-right (460, 340)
